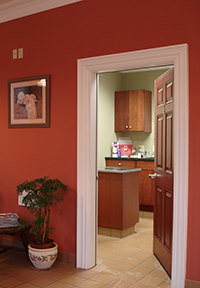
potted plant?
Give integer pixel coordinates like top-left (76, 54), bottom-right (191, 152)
top-left (17, 176), bottom-right (67, 269)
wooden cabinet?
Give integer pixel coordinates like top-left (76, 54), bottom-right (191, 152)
top-left (98, 170), bottom-right (139, 230)
top-left (106, 158), bottom-right (154, 211)
top-left (115, 90), bottom-right (152, 132)
top-left (136, 161), bottom-right (154, 211)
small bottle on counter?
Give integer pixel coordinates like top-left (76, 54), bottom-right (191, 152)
top-left (117, 148), bottom-right (121, 157)
top-left (138, 151), bottom-right (141, 158)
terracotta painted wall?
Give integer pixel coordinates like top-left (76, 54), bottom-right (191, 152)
top-left (0, 0), bottom-right (200, 282)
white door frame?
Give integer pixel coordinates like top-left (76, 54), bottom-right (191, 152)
top-left (77, 44), bottom-right (188, 288)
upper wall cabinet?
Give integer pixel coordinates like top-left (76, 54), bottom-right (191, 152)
top-left (115, 90), bottom-right (152, 132)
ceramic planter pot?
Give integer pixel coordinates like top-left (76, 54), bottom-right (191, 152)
top-left (28, 242), bottom-right (58, 269)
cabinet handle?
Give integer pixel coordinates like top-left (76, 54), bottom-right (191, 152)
top-left (149, 173), bottom-right (157, 179)
top-left (119, 163), bottom-right (121, 166)
top-left (125, 126), bottom-right (128, 129)
top-left (129, 126), bottom-right (132, 129)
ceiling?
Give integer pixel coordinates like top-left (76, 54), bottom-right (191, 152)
top-left (0, 0), bottom-right (83, 24)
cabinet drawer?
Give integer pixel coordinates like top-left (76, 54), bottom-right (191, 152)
top-left (136, 161), bottom-right (154, 170)
top-left (106, 159), bottom-right (136, 168)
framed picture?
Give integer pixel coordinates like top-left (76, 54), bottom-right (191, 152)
top-left (8, 75), bottom-right (50, 128)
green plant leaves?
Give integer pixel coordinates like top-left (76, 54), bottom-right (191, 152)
top-left (17, 176), bottom-right (67, 245)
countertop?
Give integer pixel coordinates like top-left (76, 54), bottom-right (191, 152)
top-left (98, 167), bottom-right (141, 173)
top-left (105, 157), bottom-right (154, 161)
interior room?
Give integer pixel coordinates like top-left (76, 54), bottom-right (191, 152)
top-left (97, 67), bottom-right (169, 230)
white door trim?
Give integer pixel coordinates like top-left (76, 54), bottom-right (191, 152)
top-left (77, 44), bottom-right (188, 288)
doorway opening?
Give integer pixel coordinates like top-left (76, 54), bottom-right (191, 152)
top-left (77, 44), bottom-right (188, 288)
top-left (97, 66), bottom-right (172, 281)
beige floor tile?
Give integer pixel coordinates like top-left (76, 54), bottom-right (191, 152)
top-left (28, 276), bottom-right (55, 287)
top-left (0, 266), bottom-right (26, 277)
top-left (100, 267), bottom-right (123, 277)
top-left (107, 277), bottom-right (133, 287)
top-left (90, 264), bottom-right (107, 273)
top-left (108, 243), bottom-right (125, 249)
top-left (148, 269), bottom-right (169, 280)
top-left (0, 277), bottom-right (23, 288)
top-left (42, 269), bottom-right (71, 280)
top-left (97, 251), bottom-right (112, 259)
top-left (105, 253), bottom-right (127, 262)
top-left (129, 282), bottom-right (156, 288)
top-left (90, 273), bottom-right (114, 283)
top-left (0, 215), bottom-right (170, 288)
top-left (98, 258), bottom-right (118, 267)
top-left (139, 259), bottom-right (160, 269)
top-left (120, 246), bottom-right (143, 253)
top-left (157, 279), bottom-right (171, 288)
top-left (133, 251), bottom-right (153, 260)
top-left (138, 275), bottom-right (164, 286)
top-left (0, 274), bottom-right (9, 281)
top-left (115, 250), bottom-right (135, 257)
top-left (122, 258), bottom-right (144, 270)
top-left (112, 262), bottom-right (135, 271)
top-left (72, 269), bottom-right (98, 279)
top-left (56, 265), bottom-right (79, 274)
top-left (14, 270), bottom-right (43, 281)
top-left (130, 265), bottom-right (153, 275)
top-left (120, 271), bottom-right (144, 281)
top-left (76, 279), bottom-right (102, 287)
top-left (156, 265), bottom-right (170, 276)
top-left (98, 238), bottom-right (118, 246)
top-left (45, 282), bottom-right (72, 288)
top-left (146, 255), bottom-right (159, 262)
top-left (14, 284), bottom-right (40, 288)
top-left (101, 247), bottom-right (121, 254)
top-left (59, 275), bottom-right (85, 285)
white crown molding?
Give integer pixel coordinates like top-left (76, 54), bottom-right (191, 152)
top-left (0, 0), bottom-right (83, 24)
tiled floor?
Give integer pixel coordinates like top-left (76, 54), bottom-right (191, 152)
top-left (0, 213), bottom-right (171, 287)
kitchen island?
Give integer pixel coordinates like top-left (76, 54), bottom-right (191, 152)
top-left (98, 167), bottom-right (141, 238)
top-left (105, 157), bottom-right (155, 211)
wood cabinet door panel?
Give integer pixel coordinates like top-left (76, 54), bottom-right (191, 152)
top-left (115, 90), bottom-right (152, 132)
top-left (139, 170), bottom-right (154, 206)
top-left (136, 161), bottom-right (154, 170)
top-left (115, 91), bottom-right (129, 131)
top-left (129, 90), bottom-right (145, 131)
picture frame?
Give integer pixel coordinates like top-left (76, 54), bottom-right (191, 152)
top-left (8, 75), bottom-right (50, 128)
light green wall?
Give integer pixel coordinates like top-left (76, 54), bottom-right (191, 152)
top-left (98, 72), bottom-right (122, 167)
top-left (98, 68), bottom-right (169, 167)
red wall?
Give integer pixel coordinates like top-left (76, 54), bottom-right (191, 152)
top-left (0, 0), bottom-right (200, 282)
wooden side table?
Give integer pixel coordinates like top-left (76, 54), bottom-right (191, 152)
top-left (0, 226), bottom-right (29, 255)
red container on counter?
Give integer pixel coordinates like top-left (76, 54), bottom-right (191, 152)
top-left (119, 144), bottom-right (132, 157)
